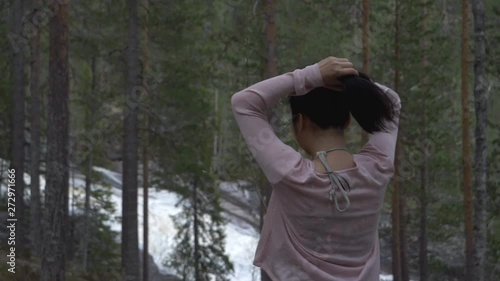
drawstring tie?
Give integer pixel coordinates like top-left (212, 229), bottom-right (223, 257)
top-left (316, 147), bottom-right (351, 212)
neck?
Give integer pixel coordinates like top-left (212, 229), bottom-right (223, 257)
top-left (308, 130), bottom-right (347, 156)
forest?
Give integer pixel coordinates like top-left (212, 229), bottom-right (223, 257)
top-left (0, 0), bottom-right (499, 280)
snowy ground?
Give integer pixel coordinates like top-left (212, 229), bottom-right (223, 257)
top-left (0, 159), bottom-right (398, 280)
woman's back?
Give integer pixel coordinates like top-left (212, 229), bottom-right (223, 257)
top-left (253, 149), bottom-right (395, 280)
top-left (231, 59), bottom-right (401, 280)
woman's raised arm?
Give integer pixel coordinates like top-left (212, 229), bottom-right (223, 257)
top-left (231, 64), bottom-right (323, 184)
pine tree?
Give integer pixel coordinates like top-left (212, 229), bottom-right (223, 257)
top-left (122, 0), bottom-right (141, 279)
top-left (470, 0), bottom-right (488, 280)
top-left (165, 84), bottom-right (233, 280)
top-left (42, 0), bottom-right (70, 280)
top-left (142, 1), bottom-right (151, 280)
top-left (11, 0), bottom-right (28, 259)
top-left (419, 1), bottom-right (430, 280)
top-left (391, 1), bottom-right (402, 280)
top-left (461, 0), bottom-right (474, 279)
top-left (140, 2), bottom-right (235, 279)
top-left (81, 56), bottom-right (97, 273)
top-left (169, 177), bottom-right (234, 281)
top-left (29, 0), bottom-right (43, 258)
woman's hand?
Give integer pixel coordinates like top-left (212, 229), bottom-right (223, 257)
top-left (317, 57), bottom-right (359, 91)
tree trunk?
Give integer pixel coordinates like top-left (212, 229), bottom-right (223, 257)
top-left (142, 120), bottom-right (149, 281)
top-left (392, 1), bottom-right (409, 278)
top-left (264, 0), bottom-right (277, 79)
top-left (419, 164), bottom-right (429, 281)
top-left (142, 1), bottom-right (150, 279)
top-left (67, 166), bottom-right (75, 262)
top-left (391, 1), bottom-right (402, 280)
top-left (193, 179), bottom-right (201, 281)
top-left (461, 0), bottom-right (474, 279)
top-left (82, 56), bottom-right (97, 273)
top-left (11, 0), bottom-right (28, 259)
top-left (400, 191), bottom-right (409, 281)
top-left (29, 0), bottom-right (42, 258)
top-left (213, 89), bottom-right (220, 173)
top-left (261, 1), bottom-right (277, 280)
top-left (392, 150), bottom-right (402, 281)
top-left (419, 2), bottom-right (430, 280)
top-left (41, 0), bottom-right (70, 280)
top-left (122, 0), bottom-right (140, 280)
top-left (397, 2), bottom-right (409, 277)
top-left (361, 0), bottom-right (370, 144)
top-left (470, 0), bottom-right (488, 280)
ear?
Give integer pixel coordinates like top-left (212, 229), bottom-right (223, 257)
top-left (344, 115), bottom-right (351, 129)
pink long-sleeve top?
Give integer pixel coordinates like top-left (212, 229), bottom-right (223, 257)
top-left (231, 64), bottom-right (401, 281)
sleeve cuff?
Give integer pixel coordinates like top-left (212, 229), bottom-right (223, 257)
top-left (307, 63), bottom-right (325, 88)
top-left (292, 63), bottom-right (325, 96)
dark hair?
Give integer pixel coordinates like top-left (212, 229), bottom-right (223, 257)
top-left (289, 72), bottom-right (397, 134)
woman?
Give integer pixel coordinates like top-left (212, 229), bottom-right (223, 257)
top-left (231, 57), bottom-right (401, 281)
